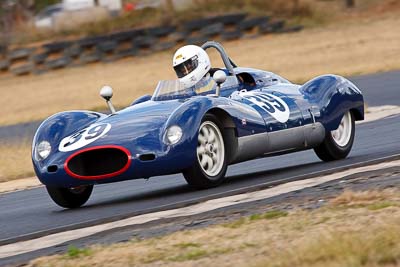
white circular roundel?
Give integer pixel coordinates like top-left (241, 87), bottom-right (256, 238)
top-left (58, 123), bottom-right (111, 152)
top-left (241, 92), bottom-right (290, 123)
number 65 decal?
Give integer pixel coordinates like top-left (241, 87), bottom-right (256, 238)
top-left (242, 92), bottom-right (290, 123)
top-left (59, 123), bottom-right (111, 152)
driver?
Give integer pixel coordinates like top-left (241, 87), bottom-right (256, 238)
top-left (172, 45), bottom-right (213, 92)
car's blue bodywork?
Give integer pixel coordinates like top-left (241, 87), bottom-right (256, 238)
top-left (32, 44), bottom-right (364, 189)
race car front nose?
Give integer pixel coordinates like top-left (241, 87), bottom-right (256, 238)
top-left (64, 145), bottom-right (131, 180)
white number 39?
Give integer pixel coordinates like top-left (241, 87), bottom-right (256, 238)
top-left (58, 123), bottom-right (111, 152)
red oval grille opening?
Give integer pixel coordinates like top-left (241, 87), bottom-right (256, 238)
top-left (65, 146), bottom-right (131, 180)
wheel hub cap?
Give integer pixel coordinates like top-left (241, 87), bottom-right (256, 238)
top-left (331, 111), bottom-right (352, 147)
top-left (197, 121), bottom-right (225, 178)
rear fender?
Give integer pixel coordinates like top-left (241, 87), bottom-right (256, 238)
top-left (300, 75), bottom-right (364, 131)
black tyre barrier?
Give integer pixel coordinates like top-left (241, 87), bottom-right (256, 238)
top-left (44, 56), bottom-right (72, 69)
top-left (96, 40), bottom-right (118, 53)
top-left (134, 36), bottom-right (156, 49)
top-left (8, 48), bottom-right (35, 60)
top-left (0, 60), bottom-right (10, 71)
top-left (239, 16), bottom-right (269, 31)
top-left (185, 36), bottom-right (210, 46)
top-left (32, 53), bottom-right (49, 64)
top-left (184, 17), bottom-right (217, 32)
top-left (10, 63), bottom-right (34, 75)
top-left (78, 35), bottom-right (109, 48)
top-left (64, 44), bottom-right (83, 58)
top-left (201, 23), bottom-right (224, 37)
top-left (115, 47), bottom-right (138, 58)
top-left (0, 13), bottom-right (303, 76)
top-left (278, 25), bottom-right (304, 33)
top-left (168, 32), bottom-right (187, 43)
top-left (221, 30), bottom-right (243, 41)
top-left (213, 13), bottom-right (247, 25)
top-left (146, 26), bottom-right (176, 37)
top-left (43, 41), bottom-right (72, 53)
top-left (109, 28), bottom-right (144, 42)
top-left (32, 67), bottom-right (48, 75)
top-left (79, 52), bottom-right (103, 64)
top-left (259, 20), bottom-right (285, 34)
top-left (152, 41), bottom-right (176, 52)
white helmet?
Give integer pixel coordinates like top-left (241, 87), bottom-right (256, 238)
top-left (173, 45), bottom-right (211, 88)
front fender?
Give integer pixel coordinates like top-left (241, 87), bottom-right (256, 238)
top-left (300, 75), bottom-right (364, 131)
top-left (32, 110), bottom-right (105, 177)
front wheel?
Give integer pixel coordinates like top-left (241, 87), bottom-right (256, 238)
top-left (183, 114), bottom-right (228, 189)
top-left (314, 111), bottom-right (355, 161)
top-left (46, 185), bottom-right (93, 209)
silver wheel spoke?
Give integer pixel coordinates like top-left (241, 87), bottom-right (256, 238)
top-left (197, 146), bottom-right (205, 155)
top-left (208, 130), bottom-right (216, 143)
top-left (206, 154), bottom-right (213, 170)
top-left (201, 128), bottom-right (209, 142)
top-left (331, 111), bottom-right (352, 147)
top-left (196, 120), bottom-right (225, 178)
top-left (198, 134), bottom-right (207, 145)
top-left (200, 156), bottom-right (208, 168)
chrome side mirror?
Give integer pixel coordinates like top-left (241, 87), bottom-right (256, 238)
top-left (213, 70), bottom-right (227, 96)
top-left (100, 85), bottom-right (116, 114)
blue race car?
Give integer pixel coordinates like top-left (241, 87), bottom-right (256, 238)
top-left (32, 41), bottom-right (364, 208)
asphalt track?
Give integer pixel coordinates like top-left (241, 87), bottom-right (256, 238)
top-left (0, 71), bottom-right (399, 247)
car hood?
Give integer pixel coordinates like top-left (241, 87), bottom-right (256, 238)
top-left (85, 100), bottom-right (183, 153)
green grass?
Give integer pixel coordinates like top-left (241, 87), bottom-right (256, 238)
top-left (173, 242), bottom-right (202, 249)
top-left (367, 201), bottom-right (395, 211)
top-left (222, 217), bottom-right (247, 229)
top-left (66, 246), bottom-right (92, 259)
top-left (250, 210), bottom-right (288, 221)
top-left (170, 248), bottom-right (209, 262)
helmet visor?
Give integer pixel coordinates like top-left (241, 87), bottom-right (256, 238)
top-left (174, 56), bottom-right (198, 78)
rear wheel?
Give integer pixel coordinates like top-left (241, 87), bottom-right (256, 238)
top-left (183, 114), bottom-right (227, 189)
top-left (46, 185), bottom-right (93, 209)
top-left (314, 111), bottom-right (355, 161)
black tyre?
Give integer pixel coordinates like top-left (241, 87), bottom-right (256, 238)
top-left (10, 63), bottom-right (34, 76)
top-left (221, 30), bottom-right (243, 41)
top-left (183, 114), bottom-right (228, 189)
top-left (46, 185), bottom-right (93, 209)
top-left (314, 111), bottom-right (355, 161)
top-left (44, 56), bottom-right (72, 69)
top-left (200, 23), bottom-right (224, 37)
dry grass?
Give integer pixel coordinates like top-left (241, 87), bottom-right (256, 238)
top-left (29, 189), bottom-right (400, 267)
top-left (330, 189), bottom-right (395, 206)
top-left (0, 140), bottom-right (35, 182)
top-left (1, 13), bottom-right (400, 126)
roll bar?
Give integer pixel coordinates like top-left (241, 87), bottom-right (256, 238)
top-left (201, 41), bottom-right (237, 75)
